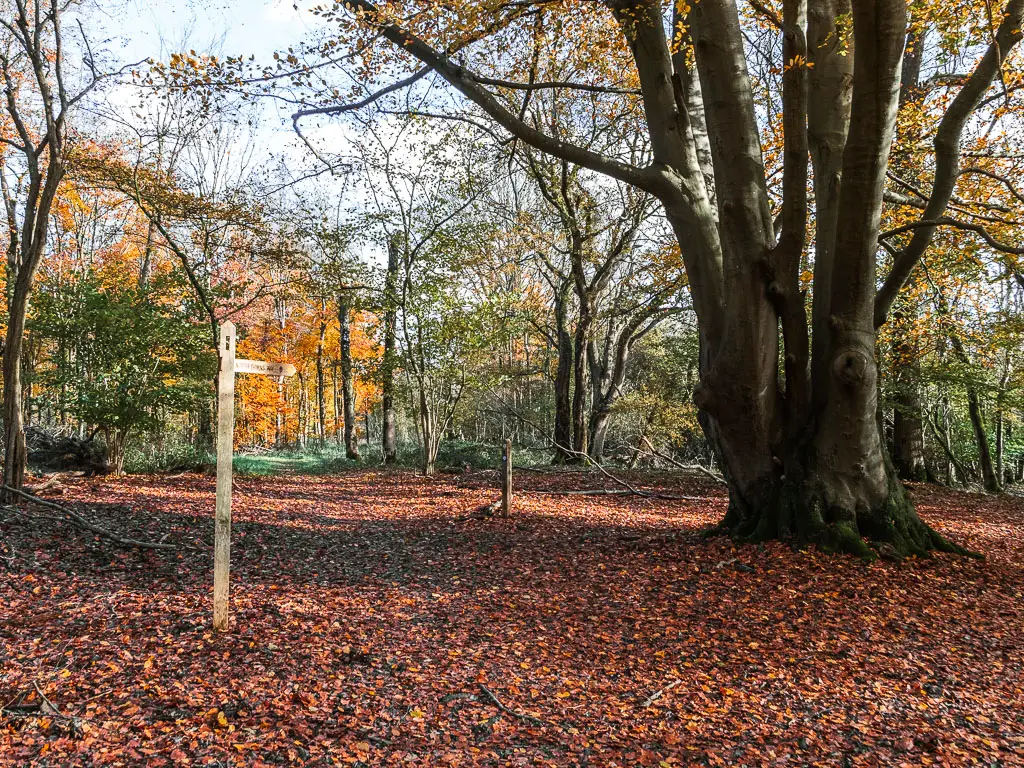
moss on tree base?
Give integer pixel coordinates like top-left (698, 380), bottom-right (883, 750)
top-left (713, 472), bottom-right (976, 562)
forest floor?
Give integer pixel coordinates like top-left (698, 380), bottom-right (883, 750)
top-left (1, 468), bottom-right (1022, 767)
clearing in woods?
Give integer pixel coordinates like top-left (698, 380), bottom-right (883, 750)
top-left (1, 469), bottom-right (1022, 766)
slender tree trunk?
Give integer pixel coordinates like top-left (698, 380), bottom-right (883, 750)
top-left (570, 307), bottom-right (591, 460)
top-left (995, 357), bottom-right (1009, 484)
top-left (333, 360), bottom-right (342, 445)
top-left (139, 218), bottom-right (156, 290)
top-left (297, 371), bottom-right (308, 450)
top-left (338, 297), bottom-right (360, 459)
top-left (316, 307), bottom-right (328, 446)
top-left (588, 409), bottom-right (612, 463)
top-left (2, 331), bottom-right (27, 493)
top-left (552, 287), bottom-right (573, 463)
top-left (966, 387), bottom-right (1000, 492)
top-left (419, 389), bottom-right (436, 476)
top-left (381, 235), bottom-right (400, 463)
top-left (995, 405), bottom-right (1004, 484)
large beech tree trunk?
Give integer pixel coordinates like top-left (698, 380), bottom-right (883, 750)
top-left (345, 0), bottom-right (1024, 557)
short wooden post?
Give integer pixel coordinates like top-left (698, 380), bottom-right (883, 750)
top-left (501, 438), bottom-right (512, 517)
top-left (213, 321), bottom-right (236, 632)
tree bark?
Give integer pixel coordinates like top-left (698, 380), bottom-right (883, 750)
top-left (967, 387), bottom-right (1000, 493)
top-left (0, 0), bottom-right (71, 497)
top-left (333, 360), bottom-right (342, 444)
top-left (381, 234), bottom-right (400, 464)
top-left (338, 297), bottom-right (360, 460)
top-left (890, 293), bottom-right (927, 481)
top-left (316, 301), bottom-right (328, 446)
top-left (552, 285), bottom-right (574, 462)
top-left (570, 309), bottom-right (591, 459)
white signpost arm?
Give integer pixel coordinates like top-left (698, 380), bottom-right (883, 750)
top-left (213, 321), bottom-right (236, 631)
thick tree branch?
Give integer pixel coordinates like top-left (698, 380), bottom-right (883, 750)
top-left (339, 0), bottom-right (658, 193)
top-left (878, 216), bottom-right (1024, 255)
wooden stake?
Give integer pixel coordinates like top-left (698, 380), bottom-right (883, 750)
top-left (213, 321), bottom-right (236, 632)
top-left (502, 438), bottom-right (512, 517)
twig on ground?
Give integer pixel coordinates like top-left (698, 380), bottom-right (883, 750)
top-left (1, 485), bottom-right (177, 551)
top-left (640, 679), bottom-right (681, 708)
top-left (478, 684), bottom-right (552, 728)
top-left (32, 682), bottom-right (60, 716)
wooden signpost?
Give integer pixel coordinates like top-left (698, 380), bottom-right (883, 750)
top-left (213, 321), bottom-right (296, 631)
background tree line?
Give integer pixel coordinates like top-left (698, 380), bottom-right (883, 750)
top-left (0, 0), bottom-right (1021, 504)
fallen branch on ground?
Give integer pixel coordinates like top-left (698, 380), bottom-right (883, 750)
top-left (640, 679), bottom-right (681, 708)
top-left (487, 389), bottom-right (706, 503)
top-left (453, 500), bottom-right (501, 521)
top-left (26, 473), bottom-right (66, 494)
top-left (477, 684), bottom-right (552, 728)
top-left (1, 485), bottom-right (178, 551)
top-left (638, 436), bottom-right (727, 484)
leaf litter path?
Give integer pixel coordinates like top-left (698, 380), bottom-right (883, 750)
top-left (1, 469), bottom-right (1022, 767)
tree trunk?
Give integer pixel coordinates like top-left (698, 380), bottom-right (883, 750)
top-left (570, 309), bottom-right (590, 460)
top-left (701, 0), bottom-right (963, 559)
top-left (892, 397), bottom-right (927, 481)
top-left (419, 389), bottom-right (437, 476)
top-left (105, 428), bottom-right (129, 476)
top-left (588, 409), bottom-right (612, 463)
top-left (338, 297), bottom-right (360, 460)
top-left (316, 308), bottom-right (328, 446)
top-left (995, 405), bottom-right (1004, 485)
top-left (888, 24), bottom-right (927, 483)
top-left (333, 360), bottom-right (342, 444)
top-left (2, 331), bottom-right (27, 493)
top-left (552, 286), bottom-right (573, 463)
top-left (890, 294), bottom-right (927, 482)
top-left (297, 371), bottom-right (308, 450)
top-left (381, 234), bottom-right (400, 464)
top-left (966, 387), bottom-right (1000, 493)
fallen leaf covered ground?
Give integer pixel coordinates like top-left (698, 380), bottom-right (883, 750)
top-left (1, 468), bottom-right (1023, 766)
